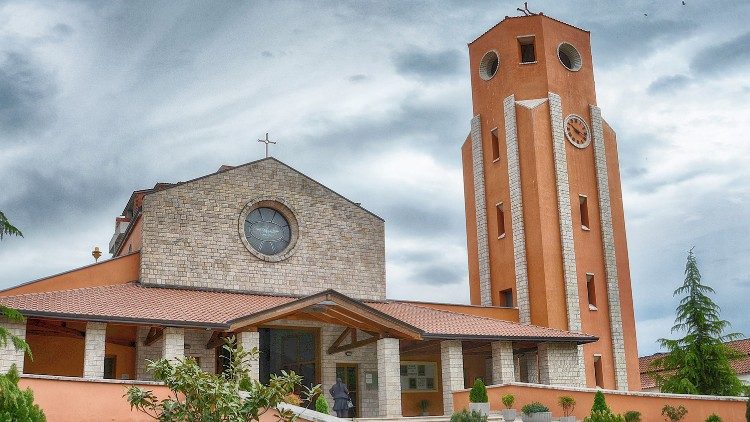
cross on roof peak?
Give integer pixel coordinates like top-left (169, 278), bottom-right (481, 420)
top-left (258, 132), bottom-right (277, 158)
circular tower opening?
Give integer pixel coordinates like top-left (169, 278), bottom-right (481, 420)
top-left (557, 43), bottom-right (582, 71)
top-left (479, 50), bottom-right (500, 80)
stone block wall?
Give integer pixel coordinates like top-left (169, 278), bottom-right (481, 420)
top-left (140, 159), bottom-right (386, 300)
top-left (136, 327), bottom-right (216, 380)
top-left (83, 322), bottom-right (107, 378)
top-left (0, 317), bottom-right (26, 373)
top-left (440, 340), bottom-right (464, 415)
top-left (491, 341), bottom-right (515, 384)
top-left (538, 342), bottom-right (584, 387)
top-left (377, 337), bottom-right (402, 417)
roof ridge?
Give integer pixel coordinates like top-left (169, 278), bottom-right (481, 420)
top-left (0, 280), bottom-right (139, 299)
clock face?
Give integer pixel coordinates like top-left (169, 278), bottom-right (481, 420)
top-left (244, 207), bottom-right (291, 255)
top-left (564, 114), bottom-right (591, 148)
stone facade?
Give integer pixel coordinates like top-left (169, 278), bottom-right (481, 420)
top-left (83, 322), bottom-right (107, 378)
top-left (377, 337), bottom-right (402, 417)
top-left (140, 158), bottom-right (386, 301)
top-left (184, 329), bottom-right (217, 375)
top-left (470, 115), bottom-right (492, 306)
top-left (547, 92), bottom-right (582, 334)
top-left (440, 340), bottom-right (464, 415)
top-left (163, 327), bottom-right (185, 362)
top-left (523, 351), bottom-right (539, 384)
top-left (0, 317), bottom-right (26, 373)
top-left (504, 95), bottom-right (531, 324)
top-left (491, 340), bottom-right (516, 384)
top-left (136, 326), bottom-right (163, 381)
top-left (590, 105), bottom-right (628, 390)
top-left (237, 331), bottom-right (260, 380)
top-left (538, 342), bottom-right (584, 387)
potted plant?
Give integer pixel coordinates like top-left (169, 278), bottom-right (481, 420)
top-left (501, 394), bottom-right (517, 421)
top-left (558, 396), bottom-right (576, 422)
top-left (521, 402), bottom-right (551, 422)
top-left (468, 379), bottom-right (490, 416)
top-left (419, 399), bottom-right (430, 416)
top-left (623, 411), bottom-right (641, 422)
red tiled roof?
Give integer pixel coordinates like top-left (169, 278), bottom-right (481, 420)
top-left (0, 282), bottom-right (596, 343)
top-left (639, 338), bottom-right (750, 389)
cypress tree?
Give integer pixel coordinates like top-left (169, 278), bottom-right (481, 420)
top-left (652, 248), bottom-right (744, 395)
top-left (0, 211), bottom-right (30, 356)
top-left (591, 390), bottom-right (610, 413)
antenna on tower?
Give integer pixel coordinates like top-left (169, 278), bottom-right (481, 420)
top-left (517, 2), bottom-right (538, 16)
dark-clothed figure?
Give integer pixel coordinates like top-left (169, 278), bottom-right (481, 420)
top-left (329, 378), bottom-right (350, 418)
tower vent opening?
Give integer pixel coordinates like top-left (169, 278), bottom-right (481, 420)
top-left (557, 42), bottom-right (582, 71)
top-left (479, 50), bottom-right (500, 80)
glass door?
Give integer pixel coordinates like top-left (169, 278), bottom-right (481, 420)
top-left (335, 364), bottom-right (358, 418)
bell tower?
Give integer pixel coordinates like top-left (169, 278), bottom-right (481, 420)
top-left (461, 14), bottom-right (640, 390)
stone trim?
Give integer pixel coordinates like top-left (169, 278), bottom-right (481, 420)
top-left (440, 340), bottom-right (465, 415)
top-left (162, 327), bottom-right (185, 362)
top-left (238, 331), bottom-right (260, 380)
top-left (491, 341), bottom-right (515, 384)
top-left (83, 322), bottom-right (107, 379)
top-left (590, 105), bottom-right (628, 390)
top-left (504, 95), bottom-right (530, 324)
top-left (471, 115), bottom-right (492, 306)
top-left (376, 337), bottom-right (402, 417)
top-left (0, 317), bottom-right (26, 373)
top-left (547, 93), bottom-right (582, 333)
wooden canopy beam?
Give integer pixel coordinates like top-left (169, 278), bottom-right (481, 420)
top-left (144, 327), bottom-right (163, 346)
top-left (327, 328), bottom-right (380, 355)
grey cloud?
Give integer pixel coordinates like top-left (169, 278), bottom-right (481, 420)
top-left (0, 52), bottom-right (57, 135)
top-left (410, 265), bottom-right (465, 286)
top-left (261, 51), bottom-right (274, 58)
top-left (648, 74), bottom-right (691, 94)
top-left (392, 47), bottom-right (464, 81)
top-left (348, 74), bottom-right (367, 83)
top-left (690, 31), bottom-right (750, 75)
top-left (383, 203), bottom-right (464, 239)
top-left (586, 19), bottom-right (697, 65)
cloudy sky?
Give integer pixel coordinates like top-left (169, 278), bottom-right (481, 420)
top-left (1, 0), bottom-right (749, 355)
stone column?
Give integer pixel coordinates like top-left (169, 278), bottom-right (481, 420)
top-left (538, 342), bottom-right (584, 387)
top-left (237, 330), bottom-right (260, 380)
top-left (83, 322), bottom-right (107, 378)
top-left (524, 351), bottom-right (539, 383)
top-left (377, 337), bottom-right (401, 417)
top-left (491, 341), bottom-right (515, 384)
top-left (441, 340), bottom-right (464, 416)
top-left (0, 317), bottom-right (26, 373)
top-left (162, 327), bottom-right (185, 362)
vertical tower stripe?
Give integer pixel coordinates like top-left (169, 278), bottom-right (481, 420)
top-left (590, 105), bottom-right (628, 390)
top-left (503, 95), bottom-right (530, 324)
top-left (471, 115), bottom-right (492, 306)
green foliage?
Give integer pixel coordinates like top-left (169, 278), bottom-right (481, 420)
top-left (0, 365), bottom-right (46, 422)
top-left (314, 395), bottom-right (329, 415)
top-left (652, 249), bottom-right (745, 396)
top-left (0, 213), bottom-right (31, 360)
top-left (661, 405), bottom-right (688, 422)
top-left (592, 391), bottom-right (610, 414)
top-left (705, 414), bottom-right (722, 422)
top-left (125, 337), bottom-right (321, 421)
top-left (521, 402), bottom-right (549, 415)
top-left (450, 409), bottom-right (487, 422)
top-left (558, 396), bottom-right (576, 417)
top-left (468, 379), bottom-right (488, 403)
top-left (501, 394), bottom-right (515, 409)
top-left (584, 410), bottom-right (625, 422)
top-left (0, 211), bottom-right (23, 240)
top-left (624, 410), bottom-right (641, 422)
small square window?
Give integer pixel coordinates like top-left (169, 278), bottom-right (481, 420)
top-left (500, 289), bottom-right (513, 307)
top-left (579, 195), bottom-right (590, 230)
top-left (496, 203), bottom-right (506, 238)
top-left (518, 36), bottom-right (536, 63)
top-left (491, 128), bottom-right (500, 161)
top-left (586, 273), bottom-right (597, 309)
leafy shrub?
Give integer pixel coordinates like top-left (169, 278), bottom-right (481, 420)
top-left (315, 395), bottom-right (329, 414)
top-left (558, 396), bottom-right (576, 417)
top-left (705, 414), bottom-right (722, 422)
top-left (521, 402), bottom-right (550, 415)
top-left (450, 409), bottom-right (488, 422)
top-left (661, 405), bottom-right (688, 422)
top-left (623, 410), bottom-right (641, 422)
top-left (469, 379), bottom-right (488, 403)
top-left (592, 390), bottom-right (610, 413)
top-left (584, 410), bottom-right (625, 422)
top-left (0, 364), bottom-right (46, 422)
top-left (501, 394), bottom-right (515, 409)
top-left (283, 392), bottom-right (302, 406)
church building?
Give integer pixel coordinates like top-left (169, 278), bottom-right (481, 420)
top-left (0, 13), bottom-right (640, 418)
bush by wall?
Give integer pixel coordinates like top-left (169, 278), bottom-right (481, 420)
top-left (450, 409), bottom-right (487, 422)
top-left (469, 379), bottom-right (488, 403)
top-left (0, 364), bottom-right (46, 422)
top-left (315, 395), bottom-right (329, 415)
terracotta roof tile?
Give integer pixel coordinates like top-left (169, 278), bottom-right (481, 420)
top-left (639, 338), bottom-right (750, 389)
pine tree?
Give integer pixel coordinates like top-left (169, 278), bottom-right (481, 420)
top-left (0, 210), bottom-right (23, 240)
top-left (0, 211), bottom-right (30, 358)
top-left (652, 248), bottom-right (744, 395)
top-left (591, 390), bottom-right (610, 414)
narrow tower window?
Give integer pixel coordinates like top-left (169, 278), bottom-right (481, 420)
top-left (491, 128), bottom-right (500, 161)
top-left (518, 36), bottom-right (536, 63)
top-left (496, 203), bottom-right (506, 238)
top-left (586, 273), bottom-right (597, 310)
top-left (500, 288), bottom-right (513, 307)
top-left (593, 355), bottom-right (604, 387)
top-left (579, 195), bottom-right (590, 230)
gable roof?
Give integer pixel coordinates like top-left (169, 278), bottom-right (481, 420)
top-left (0, 282), bottom-right (597, 343)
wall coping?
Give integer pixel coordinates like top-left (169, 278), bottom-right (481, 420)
top-left (21, 373), bottom-right (163, 386)
top-left (454, 382), bottom-right (749, 402)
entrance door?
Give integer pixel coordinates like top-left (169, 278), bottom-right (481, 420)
top-left (335, 364), bottom-right (358, 418)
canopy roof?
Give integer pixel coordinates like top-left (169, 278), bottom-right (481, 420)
top-left (0, 282), bottom-right (597, 344)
